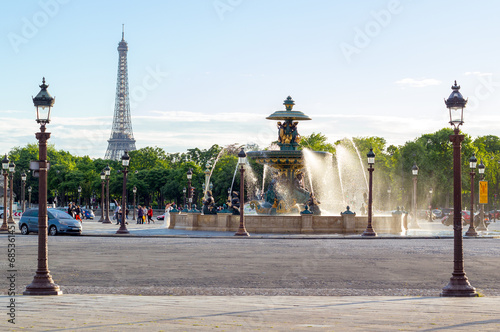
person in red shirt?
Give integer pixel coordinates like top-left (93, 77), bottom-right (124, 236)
top-left (147, 206), bottom-right (154, 224)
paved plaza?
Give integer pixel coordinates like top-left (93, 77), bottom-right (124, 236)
top-left (2, 218), bottom-right (500, 331)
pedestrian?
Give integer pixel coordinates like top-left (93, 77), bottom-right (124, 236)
top-left (147, 206), bottom-right (154, 224)
top-left (75, 205), bottom-right (82, 223)
top-left (137, 205), bottom-right (143, 224)
top-left (142, 206), bottom-right (147, 224)
top-left (67, 203), bottom-right (74, 218)
top-left (115, 206), bottom-right (122, 225)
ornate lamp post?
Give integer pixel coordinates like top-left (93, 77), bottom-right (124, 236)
top-left (182, 187), bottom-right (187, 211)
top-left (387, 188), bottom-right (391, 211)
top-left (362, 148), bottom-right (377, 237)
top-left (103, 165), bottom-right (112, 224)
top-left (465, 154), bottom-right (478, 236)
top-left (441, 80), bottom-right (477, 297)
top-left (99, 171), bottom-right (105, 222)
top-left (235, 148), bottom-right (249, 236)
top-left (409, 163), bottom-right (420, 229)
top-left (28, 186), bottom-right (32, 209)
top-left (24, 77), bottom-right (62, 295)
top-left (21, 171), bottom-right (27, 213)
top-left (8, 161), bottom-right (16, 224)
top-left (476, 160), bottom-right (487, 231)
top-left (0, 155), bottom-right (9, 232)
top-left (429, 188), bottom-right (434, 222)
top-left (116, 151), bottom-right (130, 234)
top-left (187, 168), bottom-right (193, 209)
top-left (133, 186), bottom-right (137, 220)
top-left (77, 185), bottom-right (82, 206)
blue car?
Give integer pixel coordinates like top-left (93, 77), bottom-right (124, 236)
top-left (81, 208), bottom-right (95, 220)
top-left (19, 208), bottom-right (82, 236)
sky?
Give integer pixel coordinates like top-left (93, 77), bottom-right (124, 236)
top-left (1, 0), bottom-right (500, 159)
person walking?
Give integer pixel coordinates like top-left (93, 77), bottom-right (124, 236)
top-left (137, 205), bottom-right (143, 224)
top-left (67, 203), bottom-right (74, 218)
top-left (75, 205), bottom-right (82, 223)
top-left (147, 206), bottom-right (154, 224)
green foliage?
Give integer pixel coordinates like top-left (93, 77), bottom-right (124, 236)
top-left (299, 132), bottom-right (336, 154)
top-left (6, 131), bottom-right (500, 211)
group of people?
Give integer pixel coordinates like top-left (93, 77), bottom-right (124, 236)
top-left (136, 205), bottom-right (154, 224)
top-left (67, 203), bottom-right (84, 222)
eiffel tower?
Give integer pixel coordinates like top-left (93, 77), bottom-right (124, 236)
top-left (105, 25), bottom-right (136, 160)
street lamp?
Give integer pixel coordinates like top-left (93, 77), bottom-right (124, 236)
top-left (187, 168), bottom-right (193, 209)
top-left (116, 151), bottom-right (130, 234)
top-left (182, 187), bottom-right (187, 212)
top-left (441, 80), bottom-right (477, 297)
top-left (409, 163), bottom-right (420, 229)
top-left (7, 161), bottom-right (15, 224)
top-left (429, 188), bottom-right (434, 222)
top-left (362, 148), bottom-right (377, 237)
top-left (24, 77), bottom-right (62, 295)
top-left (477, 160), bottom-right (487, 231)
top-left (465, 154), bottom-right (478, 236)
top-left (77, 185), bottom-right (82, 206)
top-left (133, 186), bottom-right (137, 220)
top-left (387, 188), bottom-right (391, 211)
top-left (98, 171), bottom-right (105, 222)
top-left (103, 165), bottom-right (111, 224)
top-left (28, 186), bottom-right (32, 209)
top-left (0, 155), bottom-right (9, 232)
top-left (235, 148), bottom-right (249, 236)
top-left (21, 171), bottom-right (27, 213)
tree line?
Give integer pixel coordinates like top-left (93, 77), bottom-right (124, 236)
top-left (5, 128), bottom-right (500, 212)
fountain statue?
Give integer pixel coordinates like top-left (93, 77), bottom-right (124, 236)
top-left (246, 96), bottom-right (331, 214)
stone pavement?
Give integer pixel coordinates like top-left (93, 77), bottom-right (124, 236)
top-left (4, 295), bottom-right (500, 331)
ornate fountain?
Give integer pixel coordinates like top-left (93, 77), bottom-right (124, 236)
top-left (246, 96), bottom-right (331, 214)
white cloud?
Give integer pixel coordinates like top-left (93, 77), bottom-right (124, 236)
top-left (464, 71), bottom-right (492, 77)
top-left (395, 78), bottom-right (441, 88)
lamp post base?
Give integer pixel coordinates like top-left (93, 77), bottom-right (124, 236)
top-left (7, 217), bottom-right (15, 224)
top-left (361, 229), bottom-right (377, 237)
top-left (465, 226), bottom-right (478, 237)
top-left (116, 225), bottom-right (130, 234)
top-left (102, 218), bottom-right (112, 224)
top-left (441, 274), bottom-right (478, 297)
top-left (24, 273), bottom-right (62, 296)
top-left (234, 229), bottom-right (249, 236)
top-left (0, 222), bottom-right (8, 232)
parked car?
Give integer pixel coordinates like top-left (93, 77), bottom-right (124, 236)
top-left (156, 214), bottom-right (165, 221)
top-left (81, 208), bottom-right (95, 220)
top-left (432, 209), bottom-right (443, 218)
top-left (488, 210), bottom-right (500, 220)
top-left (18, 208), bottom-right (82, 236)
top-left (441, 208), bottom-right (453, 216)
